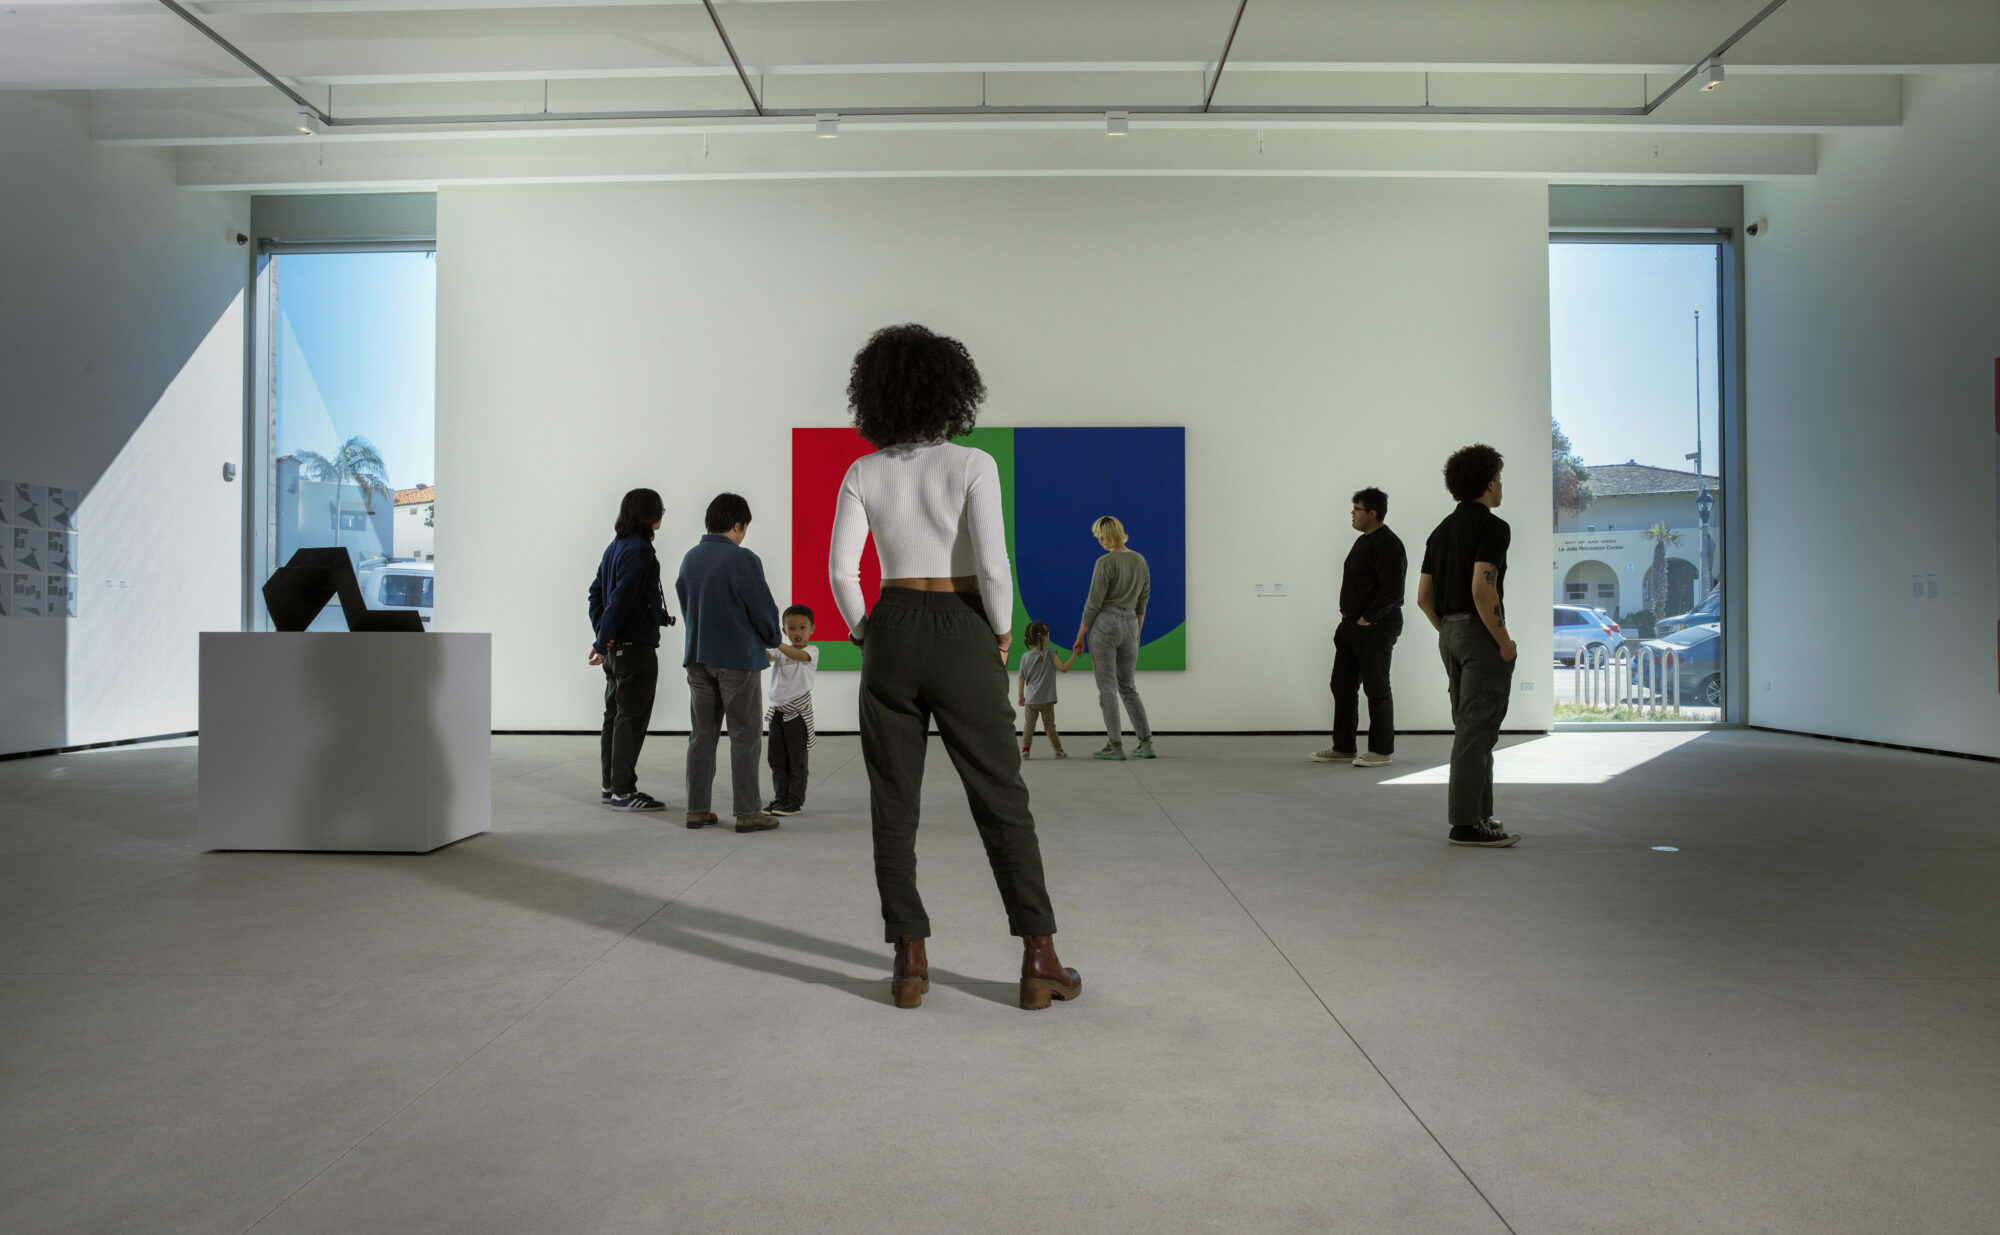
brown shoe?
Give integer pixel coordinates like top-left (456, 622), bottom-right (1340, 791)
top-left (734, 813), bottom-right (780, 833)
top-left (891, 935), bottom-right (930, 1009)
top-left (1019, 934), bottom-right (1082, 1010)
top-left (685, 812), bottom-right (719, 830)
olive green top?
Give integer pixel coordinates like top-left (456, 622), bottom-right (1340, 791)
top-left (1081, 550), bottom-right (1150, 630)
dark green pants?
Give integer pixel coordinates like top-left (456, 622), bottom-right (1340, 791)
top-left (1438, 619), bottom-right (1515, 829)
top-left (859, 589), bottom-right (1058, 943)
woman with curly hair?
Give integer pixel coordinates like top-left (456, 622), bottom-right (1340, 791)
top-left (828, 323), bottom-right (1082, 1013)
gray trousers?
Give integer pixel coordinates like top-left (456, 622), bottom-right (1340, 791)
top-left (1089, 606), bottom-right (1152, 744)
top-left (1438, 620), bottom-right (1515, 829)
top-left (685, 662), bottom-right (764, 818)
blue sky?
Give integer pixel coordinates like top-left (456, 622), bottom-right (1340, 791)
top-left (1550, 243), bottom-right (1722, 478)
top-left (274, 251), bottom-right (437, 491)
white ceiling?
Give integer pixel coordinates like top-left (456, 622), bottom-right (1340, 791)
top-left (4, 0), bottom-right (1996, 190)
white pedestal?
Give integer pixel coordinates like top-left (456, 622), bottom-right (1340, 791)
top-left (198, 632), bottom-right (492, 852)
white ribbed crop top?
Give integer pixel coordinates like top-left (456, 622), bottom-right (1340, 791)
top-left (828, 441), bottom-right (1013, 636)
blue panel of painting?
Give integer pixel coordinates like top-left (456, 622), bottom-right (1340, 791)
top-left (1013, 427), bottom-right (1186, 659)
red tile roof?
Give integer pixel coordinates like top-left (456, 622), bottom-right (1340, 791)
top-left (394, 486), bottom-right (435, 506)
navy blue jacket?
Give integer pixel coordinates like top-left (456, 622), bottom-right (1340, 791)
top-left (675, 534), bottom-right (782, 672)
top-left (589, 534), bottom-right (670, 654)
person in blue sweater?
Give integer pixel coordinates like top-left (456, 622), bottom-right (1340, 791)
top-left (588, 488), bottom-right (676, 812)
top-left (676, 492), bottom-right (785, 834)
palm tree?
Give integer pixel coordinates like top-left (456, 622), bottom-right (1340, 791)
top-left (1641, 522), bottom-right (1683, 623)
top-left (295, 436), bottom-right (394, 549)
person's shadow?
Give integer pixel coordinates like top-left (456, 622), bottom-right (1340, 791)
top-left (405, 843), bottom-right (1016, 1007)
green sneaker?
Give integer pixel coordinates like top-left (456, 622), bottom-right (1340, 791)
top-left (1091, 743), bottom-right (1127, 761)
top-left (1131, 740), bottom-right (1156, 759)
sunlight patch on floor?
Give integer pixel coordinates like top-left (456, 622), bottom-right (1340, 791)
top-left (1380, 730), bottom-right (1709, 786)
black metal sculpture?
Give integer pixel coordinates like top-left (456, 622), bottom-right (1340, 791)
top-left (262, 548), bottom-right (425, 633)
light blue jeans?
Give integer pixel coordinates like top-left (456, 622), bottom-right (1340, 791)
top-left (1089, 606), bottom-right (1152, 744)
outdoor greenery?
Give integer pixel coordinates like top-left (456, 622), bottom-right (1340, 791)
top-left (1555, 701), bottom-right (1694, 722)
top-left (1641, 522), bottom-right (1682, 621)
top-left (1552, 418), bottom-right (1594, 514)
top-left (294, 436), bottom-right (395, 547)
top-left (1620, 608), bottom-right (1657, 638)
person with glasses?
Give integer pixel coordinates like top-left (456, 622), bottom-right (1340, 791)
top-left (1313, 487), bottom-right (1406, 768)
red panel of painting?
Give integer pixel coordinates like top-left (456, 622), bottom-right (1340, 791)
top-left (791, 427), bottom-right (879, 642)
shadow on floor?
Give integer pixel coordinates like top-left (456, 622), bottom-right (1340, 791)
top-left (402, 841), bottom-right (1017, 1008)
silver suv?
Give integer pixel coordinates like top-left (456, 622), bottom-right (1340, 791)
top-left (1553, 605), bottom-right (1620, 666)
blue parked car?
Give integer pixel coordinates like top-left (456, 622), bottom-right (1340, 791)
top-left (1655, 588), bottom-right (1721, 637)
top-left (1629, 622), bottom-right (1723, 708)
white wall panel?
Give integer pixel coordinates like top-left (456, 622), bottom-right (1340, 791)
top-left (1746, 74), bottom-right (2000, 757)
top-left (437, 176), bottom-right (1553, 734)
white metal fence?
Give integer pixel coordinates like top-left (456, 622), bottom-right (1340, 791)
top-left (1570, 644), bottom-right (1686, 718)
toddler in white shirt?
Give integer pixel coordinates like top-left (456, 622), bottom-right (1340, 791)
top-left (765, 605), bottom-right (819, 815)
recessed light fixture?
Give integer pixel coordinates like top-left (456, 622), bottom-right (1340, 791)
top-left (1699, 59), bottom-right (1724, 91)
top-left (1105, 111), bottom-right (1129, 138)
top-left (815, 113), bottom-right (839, 139)
top-left (1651, 845), bottom-right (1680, 852)
top-left (294, 105), bottom-right (320, 136)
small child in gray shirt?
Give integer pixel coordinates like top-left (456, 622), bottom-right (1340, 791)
top-left (1017, 621), bottom-right (1082, 758)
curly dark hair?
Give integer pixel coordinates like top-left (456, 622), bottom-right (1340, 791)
top-left (1443, 444), bottom-right (1504, 503)
top-left (847, 324), bottom-right (986, 448)
top-left (1351, 487), bottom-right (1388, 518)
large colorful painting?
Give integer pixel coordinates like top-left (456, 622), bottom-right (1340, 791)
top-left (791, 427), bottom-right (1186, 671)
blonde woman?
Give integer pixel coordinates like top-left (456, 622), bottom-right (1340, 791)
top-left (1072, 515), bottom-right (1155, 760)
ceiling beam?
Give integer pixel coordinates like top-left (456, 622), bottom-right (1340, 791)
top-left (172, 124), bottom-right (1818, 192)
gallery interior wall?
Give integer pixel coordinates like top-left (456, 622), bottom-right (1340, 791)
top-left (0, 92), bottom-right (248, 756)
top-left (1745, 72), bottom-right (2000, 758)
top-left (436, 177), bottom-right (1554, 734)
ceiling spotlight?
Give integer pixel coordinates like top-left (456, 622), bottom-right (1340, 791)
top-left (1105, 111), bottom-right (1129, 138)
top-left (294, 105), bottom-right (321, 136)
top-left (815, 113), bottom-right (839, 139)
top-left (1700, 59), bottom-right (1724, 91)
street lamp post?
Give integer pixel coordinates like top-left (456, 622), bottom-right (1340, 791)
top-left (1692, 310), bottom-right (1710, 601)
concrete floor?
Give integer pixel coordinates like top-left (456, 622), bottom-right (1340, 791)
top-left (2, 730), bottom-right (1996, 1235)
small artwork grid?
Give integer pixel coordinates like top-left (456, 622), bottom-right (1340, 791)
top-left (2, 479), bottom-right (80, 621)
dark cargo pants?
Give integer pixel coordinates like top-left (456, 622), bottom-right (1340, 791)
top-left (1438, 618), bottom-right (1515, 830)
top-left (859, 589), bottom-right (1058, 943)
top-left (599, 644), bottom-right (660, 797)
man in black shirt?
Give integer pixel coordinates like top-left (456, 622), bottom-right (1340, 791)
top-left (1417, 445), bottom-right (1521, 848)
top-left (1315, 487), bottom-right (1405, 767)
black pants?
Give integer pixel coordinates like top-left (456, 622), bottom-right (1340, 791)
top-left (1331, 618), bottom-right (1400, 755)
top-left (859, 589), bottom-right (1057, 943)
top-left (600, 644), bottom-right (660, 796)
top-left (768, 712), bottom-right (809, 809)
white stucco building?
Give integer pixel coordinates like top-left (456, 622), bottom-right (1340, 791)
top-left (1552, 462), bottom-right (1721, 620)
top-left (393, 484), bottom-right (435, 562)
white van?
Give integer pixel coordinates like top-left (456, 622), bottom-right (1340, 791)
top-left (358, 561), bottom-right (434, 626)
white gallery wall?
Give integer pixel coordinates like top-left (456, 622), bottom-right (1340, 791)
top-left (0, 92), bottom-right (247, 755)
top-left (1746, 72), bottom-right (2000, 758)
top-left (437, 177), bottom-right (1553, 734)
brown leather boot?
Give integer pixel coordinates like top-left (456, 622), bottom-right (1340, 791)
top-left (891, 935), bottom-right (930, 1009)
top-left (1019, 934), bottom-right (1082, 1010)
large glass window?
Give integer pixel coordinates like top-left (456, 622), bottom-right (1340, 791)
top-left (1549, 241), bottom-right (1725, 720)
top-left (258, 250), bottom-right (437, 630)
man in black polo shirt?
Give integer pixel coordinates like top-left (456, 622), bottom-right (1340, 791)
top-left (1314, 487), bottom-right (1405, 767)
top-left (1416, 445), bottom-right (1521, 848)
